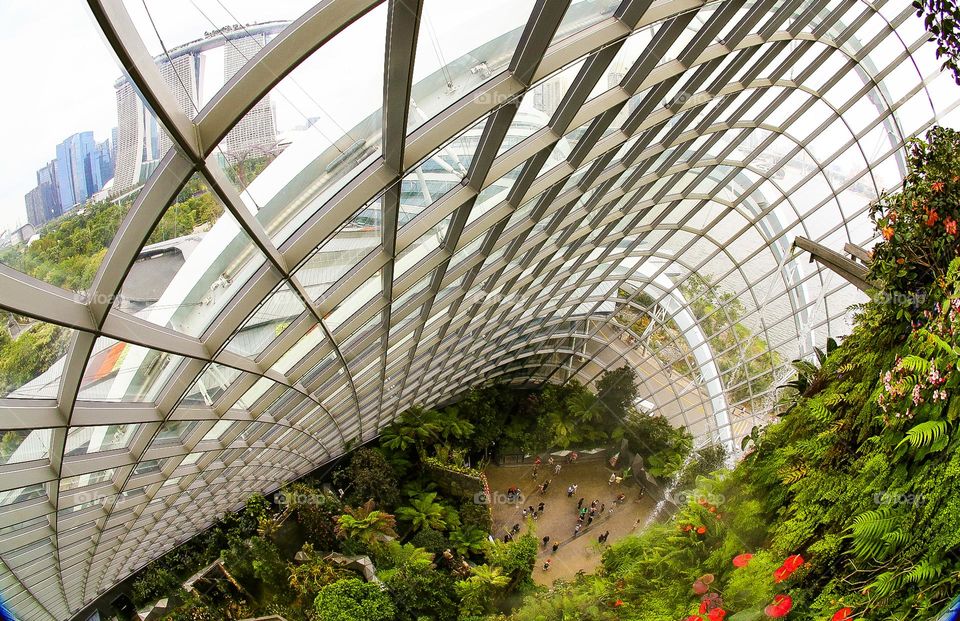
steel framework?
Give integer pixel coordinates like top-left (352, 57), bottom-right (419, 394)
top-left (0, 0), bottom-right (957, 618)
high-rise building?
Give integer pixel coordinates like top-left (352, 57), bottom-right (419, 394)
top-left (55, 131), bottom-right (97, 208)
top-left (36, 160), bottom-right (61, 221)
top-left (112, 23), bottom-right (283, 195)
top-left (24, 187), bottom-right (44, 228)
top-left (220, 32), bottom-right (277, 159)
top-left (92, 138), bottom-right (115, 190)
top-left (23, 159), bottom-right (62, 228)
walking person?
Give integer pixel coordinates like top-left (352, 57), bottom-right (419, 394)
top-left (603, 530), bottom-right (609, 543)
top-left (542, 479), bottom-right (551, 494)
top-left (577, 497), bottom-right (584, 510)
top-left (542, 558), bottom-right (552, 571)
top-left (542, 535), bottom-right (550, 548)
top-left (552, 541), bottom-right (559, 553)
top-left (537, 502), bottom-right (545, 512)
top-left (587, 515), bottom-right (593, 526)
top-left (566, 484), bottom-right (575, 498)
top-left (600, 503), bottom-right (605, 514)
top-left (574, 523), bottom-right (582, 537)
top-left (554, 463), bottom-right (562, 475)
top-left (609, 472), bottom-right (617, 485)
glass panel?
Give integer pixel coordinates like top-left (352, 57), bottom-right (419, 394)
top-left (61, 468), bottom-right (116, 491)
top-left (396, 214), bottom-right (452, 278)
top-left (0, 429), bottom-right (52, 465)
top-left (181, 363), bottom-right (241, 406)
top-left (155, 421), bottom-right (198, 445)
top-left (0, 484), bottom-right (46, 508)
top-left (408, 0), bottom-right (538, 133)
top-left (326, 272), bottom-right (382, 332)
top-left (225, 282), bottom-right (305, 358)
top-left (65, 425), bottom-right (139, 457)
top-left (270, 324), bottom-right (325, 375)
top-left (121, 176), bottom-right (268, 338)
top-left (78, 338), bottom-right (182, 403)
top-left (400, 117), bottom-right (488, 224)
top-left (294, 200), bottom-right (383, 302)
top-left (0, 318), bottom-right (73, 399)
top-left (497, 60), bottom-right (586, 157)
top-left (551, 0), bottom-right (621, 45)
top-left (210, 5), bottom-right (389, 245)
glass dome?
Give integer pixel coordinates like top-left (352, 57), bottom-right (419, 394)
top-left (0, 0), bottom-right (956, 618)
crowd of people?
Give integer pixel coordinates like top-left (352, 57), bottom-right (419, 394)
top-left (497, 452), bottom-right (636, 573)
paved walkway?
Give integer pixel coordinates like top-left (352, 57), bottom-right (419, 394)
top-left (484, 459), bottom-right (655, 585)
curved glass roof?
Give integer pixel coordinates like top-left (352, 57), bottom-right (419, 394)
top-left (0, 0), bottom-right (958, 618)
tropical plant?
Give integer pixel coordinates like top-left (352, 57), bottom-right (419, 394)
top-left (396, 492), bottom-right (448, 533)
top-left (313, 578), bottom-right (395, 621)
top-left (448, 525), bottom-right (488, 556)
top-left (335, 500), bottom-right (398, 546)
top-left (456, 564), bottom-right (511, 617)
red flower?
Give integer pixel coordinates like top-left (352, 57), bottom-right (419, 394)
top-left (733, 553), bottom-right (753, 568)
top-left (946, 217), bottom-right (957, 236)
top-left (773, 566), bottom-right (791, 583)
top-left (709, 506), bottom-right (717, 513)
top-left (686, 617), bottom-right (704, 621)
top-left (708, 609), bottom-right (726, 621)
top-left (831, 608), bottom-right (853, 621)
top-left (613, 599), bottom-right (623, 607)
top-left (783, 555), bottom-right (804, 571)
top-left (926, 209), bottom-right (940, 227)
top-left (700, 600), bottom-right (709, 614)
top-left (764, 594), bottom-right (792, 618)
top-left (882, 226), bottom-right (894, 241)
top-left (932, 181), bottom-right (945, 192)
top-left (697, 526), bottom-right (707, 534)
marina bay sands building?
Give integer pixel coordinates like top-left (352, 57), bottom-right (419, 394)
top-left (112, 23), bottom-right (284, 193)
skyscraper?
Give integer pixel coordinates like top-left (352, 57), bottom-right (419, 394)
top-left (55, 131), bottom-right (97, 208)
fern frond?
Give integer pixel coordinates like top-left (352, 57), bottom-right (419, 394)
top-left (900, 355), bottom-right (930, 374)
top-left (896, 420), bottom-right (949, 450)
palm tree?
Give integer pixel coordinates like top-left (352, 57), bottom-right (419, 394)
top-left (381, 407), bottom-right (441, 452)
top-left (382, 541), bottom-right (435, 569)
top-left (433, 408), bottom-right (475, 442)
top-left (567, 390), bottom-right (601, 424)
top-left (335, 500), bottom-right (398, 545)
top-left (449, 526), bottom-right (487, 556)
top-left (456, 564), bottom-right (511, 616)
top-left (396, 492), bottom-right (447, 532)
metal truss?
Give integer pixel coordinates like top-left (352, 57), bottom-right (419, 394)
top-left (0, 0), bottom-right (956, 618)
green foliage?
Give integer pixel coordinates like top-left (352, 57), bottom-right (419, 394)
top-left (0, 322), bottom-right (71, 395)
top-left (623, 412), bottom-right (694, 480)
top-left (396, 492), bottom-right (449, 532)
top-left (0, 178), bottom-right (221, 291)
top-left (335, 499), bottom-right (398, 546)
top-left (332, 447), bottom-right (401, 509)
top-left (595, 366), bottom-right (638, 420)
top-left (384, 564), bottom-right (458, 621)
top-left (314, 578), bottom-right (395, 621)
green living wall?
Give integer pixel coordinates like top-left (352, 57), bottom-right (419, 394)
top-left (503, 128), bottom-right (960, 621)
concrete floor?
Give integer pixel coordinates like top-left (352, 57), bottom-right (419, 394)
top-left (484, 459), bottom-right (656, 585)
